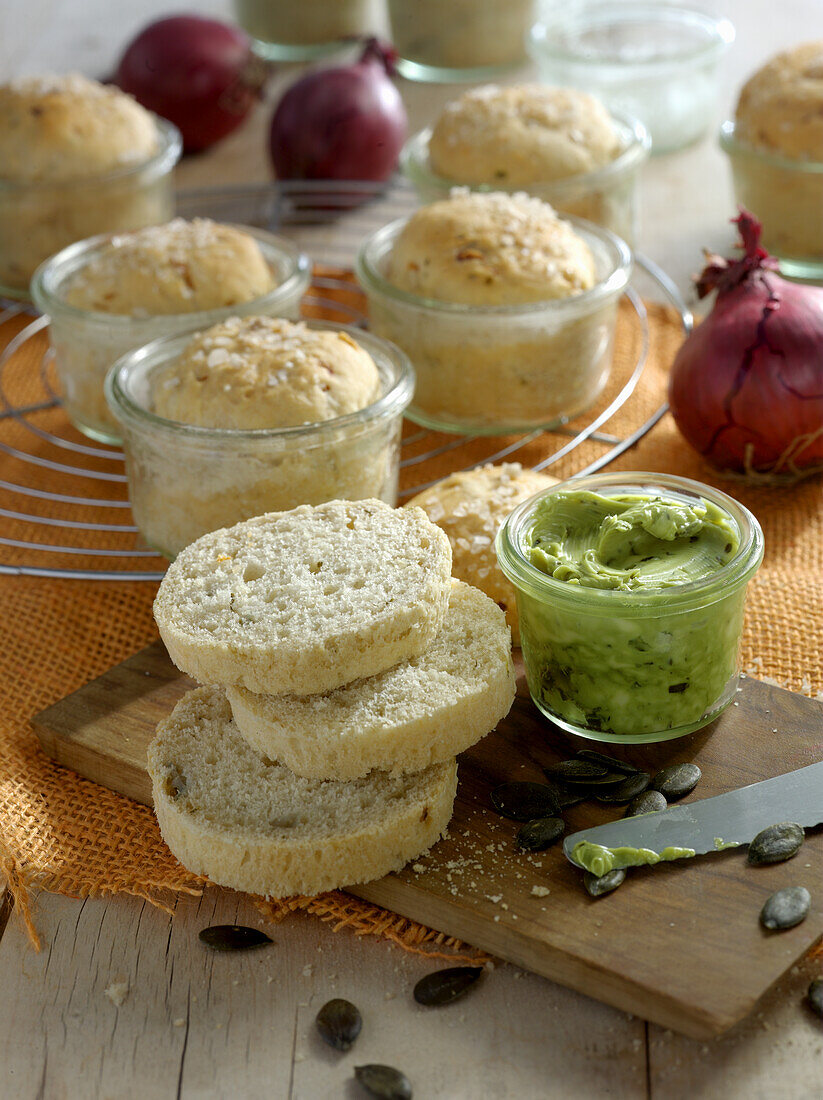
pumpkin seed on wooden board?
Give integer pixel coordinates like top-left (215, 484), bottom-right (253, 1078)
top-left (807, 978), bottom-right (823, 1020)
top-left (198, 925), bottom-right (273, 951)
top-left (544, 760), bottom-right (610, 783)
top-left (490, 781), bottom-right (560, 821)
top-left (553, 784), bottom-right (587, 809)
top-left (413, 966), bottom-right (484, 1006)
top-left (517, 816), bottom-right (565, 852)
top-left (575, 749), bottom-right (640, 776)
top-left (594, 772), bottom-right (651, 805)
top-left (747, 822), bottom-right (805, 866)
top-left (760, 886), bottom-right (811, 930)
top-left (315, 998), bottom-right (362, 1051)
top-left (355, 1064), bottom-right (412, 1100)
top-left (624, 789), bottom-right (668, 817)
top-left (650, 763), bottom-right (701, 801)
top-left (584, 869), bottom-right (626, 897)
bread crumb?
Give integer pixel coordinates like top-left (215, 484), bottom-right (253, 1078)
top-left (531, 886), bottom-right (550, 897)
top-left (104, 981), bottom-right (129, 1007)
top-left (173, 1017), bottom-right (186, 1028)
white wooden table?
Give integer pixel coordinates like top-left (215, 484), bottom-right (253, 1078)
top-left (1, 2), bottom-right (822, 1096)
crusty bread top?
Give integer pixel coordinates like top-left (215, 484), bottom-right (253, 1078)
top-left (153, 499), bottom-right (453, 695)
top-left (148, 684), bottom-right (453, 841)
top-left (407, 463), bottom-right (556, 644)
top-left (226, 579), bottom-right (515, 779)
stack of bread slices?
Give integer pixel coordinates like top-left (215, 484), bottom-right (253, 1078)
top-left (149, 498), bottom-right (516, 898)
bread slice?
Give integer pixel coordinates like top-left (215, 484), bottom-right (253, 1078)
top-left (407, 463), bottom-right (557, 645)
top-left (227, 580), bottom-right (515, 780)
top-left (153, 499), bottom-right (453, 696)
top-left (148, 685), bottom-right (457, 898)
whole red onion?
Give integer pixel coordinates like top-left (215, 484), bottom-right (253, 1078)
top-left (269, 39), bottom-right (407, 182)
top-left (669, 211), bottom-right (823, 480)
top-left (114, 15), bottom-right (266, 153)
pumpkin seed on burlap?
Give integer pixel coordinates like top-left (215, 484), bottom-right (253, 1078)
top-left (491, 782), bottom-right (560, 821)
top-left (650, 763), bottom-right (701, 800)
top-left (584, 869), bottom-right (626, 897)
top-left (747, 822), bottom-right (805, 866)
top-left (807, 978), bottom-right (823, 1020)
top-left (595, 772), bottom-right (651, 805)
top-left (625, 789), bottom-right (668, 817)
top-left (198, 925), bottom-right (273, 951)
top-left (315, 998), bottom-right (362, 1051)
top-left (760, 886), bottom-right (811, 931)
top-left (355, 1064), bottom-right (412, 1100)
top-left (413, 966), bottom-right (484, 1006)
top-left (517, 816), bottom-right (565, 852)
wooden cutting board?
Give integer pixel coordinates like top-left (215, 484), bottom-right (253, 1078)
top-left (32, 641), bottom-right (823, 1039)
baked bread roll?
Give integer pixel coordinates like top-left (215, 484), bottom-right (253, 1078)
top-left (152, 316), bottom-right (380, 429)
top-left (153, 499), bottom-right (453, 696)
top-left (148, 685), bottom-right (458, 897)
top-left (227, 580), bottom-right (515, 779)
top-left (407, 463), bottom-right (557, 644)
top-left (736, 42), bottom-right (823, 160)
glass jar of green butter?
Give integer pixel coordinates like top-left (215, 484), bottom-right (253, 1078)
top-left (496, 472), bottom-right (764, 743)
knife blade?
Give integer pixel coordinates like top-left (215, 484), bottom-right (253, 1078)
top-left (563, 760), bottom-right (823, 871)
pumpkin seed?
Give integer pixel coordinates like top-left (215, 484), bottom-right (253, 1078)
top-left (315, 998), bottom-right (362, 1051)
top-left (198, 925), bottom-right (273, 951)
top-left (760, 886), bottom-right (811, 931)
top-left (517, 816), bottom-right (564, 852)
top-left (650, 763), bottom-right (701, 801)
top-left (545, 760), bottom-right (626, 787)
top-left (575, 749), bottom-right (640, 776)
top-left (807, 978), bottom-right (823, 1020)
top-left (624, 789), bottom-right (667, 817)
top-left (584, 869), bottom-right (626, 897)
top-left (413, 966), bottom-right (484, 1006)
top-left (595, 772), bottom-right (651, 805)
top-left (355, 1064), bottom-right (412, 1100)
top-left (491, 782), bottom-right (560, 821)
top-left (747, 822), bottom-right (805, 866)
top-left (553, 783), bottom-right (586, 809)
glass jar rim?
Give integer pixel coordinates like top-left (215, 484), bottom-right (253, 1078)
top-left (105, 319), bottom-right (416, 442)
top-left (0, 115), bottom-right (182, 194)
top-left (401, 108), bottom-right (651, 198)
top-left (531, 4), bottom-right (735, 69)
top-left (356, 213), bottom-right (633, 317)
top-left (719, 120), bottom-right (823, 174)
top-left (30, 223), bottom-right (312, 328)
top-left (496, 470), bottom-right (764, 610)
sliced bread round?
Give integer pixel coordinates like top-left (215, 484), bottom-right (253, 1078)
top-left (153, 499), bottom-right (453, 696)
top-left (406, 463), bottom-right (557, 645)
top-left (226, 580), bottom-right (515, 780)
top-left (148, 685), bottom-right (458, 898)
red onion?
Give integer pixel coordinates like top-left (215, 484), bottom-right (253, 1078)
top-left (114, 15), bottom-right (266, 153)
top-left (669, 211), bottom-right (823, 481)
top-left (269, 39), bottom-right (407, 182)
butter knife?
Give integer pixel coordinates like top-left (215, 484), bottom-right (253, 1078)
top-left (563, 760), bottom-right (823, 872)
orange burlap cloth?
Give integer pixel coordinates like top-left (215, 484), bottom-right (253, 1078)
top-left (0, 284), bottom-right (821, 954)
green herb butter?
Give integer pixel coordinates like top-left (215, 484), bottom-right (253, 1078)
top-left (572, 840), bottom-right (697, 876)
top-left (713, 837), bottom-right (741, 851)
top-left (516, 490), bottom-right (746, 736)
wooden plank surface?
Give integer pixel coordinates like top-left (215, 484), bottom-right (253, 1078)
top-left (32, 641), bottom-right (823, 1039)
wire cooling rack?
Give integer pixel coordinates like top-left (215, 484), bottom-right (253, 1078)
top-left (0, 180), bottom-right (691, 580)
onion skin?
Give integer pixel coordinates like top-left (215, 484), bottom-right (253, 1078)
top-left (269, 39), bottom-right (407, 182)
top-left (115, 15), bottom-right (264, 153)
top-left (668, 212), bottom-right (823, 480)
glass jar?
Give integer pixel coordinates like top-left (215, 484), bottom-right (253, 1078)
top-left (30, 227), bottom-right (311, 445)
top-left (356, 215), bottom-right (631, 434)
top-left (530, 4), bottom-right (734, 154)
top-left (0, 117), bottom-right (181, 301)
top-left (105, 322), bottom-right (414, 559)
top-left (720, 121), bottom-right (823, 281)
top-left (235, 0), bottom-right (379, 61)
top-left (496, 472), bottom-right (764, 744)
top-left (388, 0), bottom-right (537, 82)
top-left (401, 110), bottom-right (650, 246)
